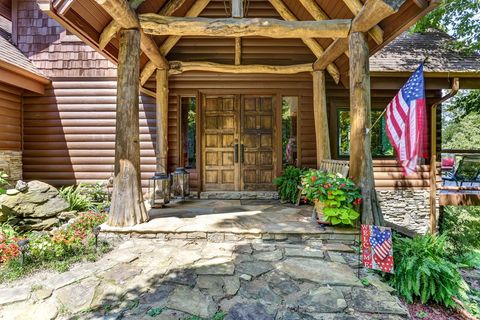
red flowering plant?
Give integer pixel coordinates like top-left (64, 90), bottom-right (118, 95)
top-left (301, 170), bottom-right (361, 226)
top-left (0, 223), bottom-right (21, 264)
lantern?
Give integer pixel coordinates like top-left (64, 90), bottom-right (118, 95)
top-left (149, 172), bottom-right (171, 208)
top-left (171, 167), bottom-right (190, 199)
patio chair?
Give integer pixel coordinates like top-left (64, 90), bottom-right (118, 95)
top-left (443, 156), bottom-right (480, 187)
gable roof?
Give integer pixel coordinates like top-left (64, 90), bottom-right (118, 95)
top-left (370, 29), bottom-right (480, 75)
top-left (0, 16), bottom-right (49, 93)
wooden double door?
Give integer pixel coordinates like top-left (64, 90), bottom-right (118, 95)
top-left (202, 95), bottom-right (277, 191)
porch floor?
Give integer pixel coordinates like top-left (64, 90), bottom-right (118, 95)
top-left (101, 200), bottom-right (359, 247)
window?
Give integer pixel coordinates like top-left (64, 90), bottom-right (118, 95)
top-left (282, 97), bottom-right (298, 165)
top-left (180, 97), bottom-right (197, 168)
top-left (338, 109), bottom-right (394, 157)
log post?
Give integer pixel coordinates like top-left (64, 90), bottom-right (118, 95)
top-left (108, 29), bottom-right (148, 227)
top-left (312, 70), bottom-right (331, 167)
top-left (156, 68), bottom-right (169, 172)
top-left (348, 32), bottom-right (383, 226)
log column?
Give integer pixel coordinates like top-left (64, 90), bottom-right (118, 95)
top-left (156, 68), bottom-right (169, 172)
top-left (108, 29), bottom-right (148, 227)
top-left (312, 70), bottom-right (331, 167)
top-left (348, 32), bottom-right (383, 226)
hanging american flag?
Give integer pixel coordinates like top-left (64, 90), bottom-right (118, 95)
top-left (385, 63), bottom-right (427, 176)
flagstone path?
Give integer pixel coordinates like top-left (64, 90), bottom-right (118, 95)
top-left (0, 238), bottom-right (408, 320)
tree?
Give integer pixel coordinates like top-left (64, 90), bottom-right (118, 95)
top-left (412, 0), bottom-right (480, 52)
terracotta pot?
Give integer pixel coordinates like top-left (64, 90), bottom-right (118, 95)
top-left (314, 202), bottom-right (331, 226)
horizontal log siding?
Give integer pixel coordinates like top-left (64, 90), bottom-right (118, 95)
top-left (22, 74), bottom-right (439, 191)
top-left (0, 83), bottom-right (22, 151)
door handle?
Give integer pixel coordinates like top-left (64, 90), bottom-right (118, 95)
top-left (240, 144), bottom-right (245, 163)
top-left (234, 144), bottom-right (239, 163)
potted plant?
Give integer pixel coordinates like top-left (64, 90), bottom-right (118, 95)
top-left (301, 170), bottom-right (361, 226)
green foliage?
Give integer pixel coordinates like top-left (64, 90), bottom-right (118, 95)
top-left (301, 170), bottom-right (361, 226)
top-left (0, 170), bottom-right (9, 195)
top-left (273, 166), bottom-right (306, 204)
top-left (183, 311), bottom-right (225, 320)
top-left (147, 307), bottom-right (164, 317)
top-left (387, 234), bottom-right (469, 308)
top-left (78, 183), bottom-right (111, 212)
top-left (440, 206), bottom-right (480, 260)
top-left (59, 185), bottom-right (92, 211)
top-left (412, 0), bottom-right (480, 53)
top-left (0, 211), bottom-right (109, 282)
top-left (0, 222), bottom-right (21, 263)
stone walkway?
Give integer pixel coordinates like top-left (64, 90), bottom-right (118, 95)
top-left (0, 238), bottom-right (409, 320)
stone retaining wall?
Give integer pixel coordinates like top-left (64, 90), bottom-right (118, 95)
top-left (377, 189), bottom-right (437, 235)
top-left (0, 151), bottom-right (23, 182)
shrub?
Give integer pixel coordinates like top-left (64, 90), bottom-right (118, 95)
top-left (59, 185), bottom-right (92, 211)
top-left (440, 206), bottom-right (480, 257)
top-left (273, 166), bottom-right (306, 204)
top-left (0, 170), bottom-right (9, 195)
top-left (0, 223), bottom-right (21, 263)
top-left (388, 234), bottom-right (469, 308)
top-left (301, 170), bottom-right (361, 226)
top-left (78, 182), bottom-right (111, 212)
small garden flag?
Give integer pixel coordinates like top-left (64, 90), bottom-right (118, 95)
top-left (361, 225), bottom-right (394, 273)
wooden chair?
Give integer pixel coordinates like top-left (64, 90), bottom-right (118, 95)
top-left (296, 160), bottom-right (350, 205)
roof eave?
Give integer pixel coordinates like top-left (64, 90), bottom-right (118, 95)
top-left (0, 60), bottom-right (50, 94)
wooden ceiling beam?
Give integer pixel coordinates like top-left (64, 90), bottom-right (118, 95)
top-left (313, 0), bottom-right (406, 70)
top-left (95, 0), bottom-right (168, 69)
top-left (139, 15), bottom-right (352, 38)
top-left (99, 0), bottom-right (187, 50)
top-left (267, 0), bottom-right (340, 83)
top-left (342, 0), bottom-right (384, 45)
top-left (139, 0), bottom-right (210, 85)
top-left (168, 61), bottom-right (313, 75)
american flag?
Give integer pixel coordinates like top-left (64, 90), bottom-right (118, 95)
top-left (385, 63), bottom-right (427, 176)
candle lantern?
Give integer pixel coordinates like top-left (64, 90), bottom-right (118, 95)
top-left (171, 167), bottom-right (190, 199)
top-left (149, 172), bottom-right (171, 208)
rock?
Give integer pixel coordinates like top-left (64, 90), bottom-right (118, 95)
top-left (239, 274), bottom-right (252, 281)
top-left (0, 180), bottom-right (68, 231)
top-left (6, 189), bottom-right (20, 195)
top-left (165, 270), bottom-right (197, 287)
top-left (0, 286), bottom-right (31, 306)
top-left (166, 286), bottom-right (217, 318)
top-left (236, 261), bottom-right (273, 278)
top-left (15, 180), bottom-right (28, 192)
top-left (365, 275), bottom-right (396, 293)
top-left (14, 301), bottom-right (59, 320)
top-left (276, 258), bottom-right (361, 286)
top-left (284, 247), bottom-right (324, 259)
top-left (240, 281), bottom-right (282, 305)
top-left (197, 275), bottom-right (225, 296)
top-left (268, 277), bottom-right (300, 296)
top-left (55, 278), bottom-right (99, 313)
top-left (350, 288), bottom-right (408, 315)
top-left (223, 276), bottom-right (240, 295)
top-left (225, 302), bottom-right (275, 320)
top-left (33, 287), bottom-right (53, 301)
top-left (235, 243), bottom-right (253, 254)
top-left (195, 258), bottom-right (235, 275)
top-left (58, 210), bottom-right (77, 221)
top-left (294, 287), bottom-right (347, 313)
top-left (253, 250), bottom-right (283, 261)
top-left (100, 263), bottom-right (141, 284)
top-left (252, 243), bottom-right (276, 251)
top-left (328, 252), bottom-right (347, 264)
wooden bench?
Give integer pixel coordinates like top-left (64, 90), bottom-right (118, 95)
top-left (296, 160), bottom-right (350, 206)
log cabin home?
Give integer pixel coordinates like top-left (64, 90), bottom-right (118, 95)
top-left (0, 0), bottom-right (479, 233)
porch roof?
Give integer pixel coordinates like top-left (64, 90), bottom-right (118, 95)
top-left (39, 0), bottom-right (436, 87)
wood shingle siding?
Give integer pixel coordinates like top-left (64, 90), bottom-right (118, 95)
top-left (0, 82), bottom-right (22, 151)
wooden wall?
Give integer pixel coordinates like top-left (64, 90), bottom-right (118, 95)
top-left (0, 82), bottom-right (22, 151)
top-left (21, 73), bottom-right (441, 192)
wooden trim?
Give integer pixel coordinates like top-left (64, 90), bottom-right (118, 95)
top-left (140, 15), bottom-right (352, 38)
top-left (168, 61), bottom-right (313, 75)
top-left (0, 63), bottom-right (49, 94)
top-left (156, 69), bottom-right (169, 172)
top-left (341, 0), bottom-right (384, 44)
top-left (235, 38), bottom-right (242, 66)
top-left (312, 70), bottom-right (331, 167)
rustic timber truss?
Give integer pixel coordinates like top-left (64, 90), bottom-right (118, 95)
top-left (41, 0), bottom-right (438, 227)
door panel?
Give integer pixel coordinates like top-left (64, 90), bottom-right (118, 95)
top-left (240, 96), bottom-right (276, 191)
top-left (202, 96), bottom-right (238, 191)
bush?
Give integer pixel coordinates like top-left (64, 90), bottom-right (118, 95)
top-left (440, 206), bottom-right (480, 257)
top-left (301, 170), bottom-right (361, 226)
top-left (59, 185), bottom-right (93, 211)
top-left (0, 170), bottom-right (9, 195)
top-left (78, 182), bottom-right (111, 212)
top-left (273, 166), bottom-right (306, 204)
top-left (388, 234), bottom-right (469, 308)
top-left (0, 223), bottom-right (21, 263)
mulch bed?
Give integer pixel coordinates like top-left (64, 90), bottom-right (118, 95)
top-left (406, 300), bottom-right (463, 320)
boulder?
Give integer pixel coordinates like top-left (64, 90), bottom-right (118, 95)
top-left (0, 180), bottom-right (69, 230)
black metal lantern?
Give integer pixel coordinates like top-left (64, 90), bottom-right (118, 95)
top-left (171, 167), bottom-right (190, 199)
top-left (149, 172), bottom-right (171, 208)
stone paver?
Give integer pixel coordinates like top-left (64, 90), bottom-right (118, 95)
top-left (0, 237), bottom-right (408, 320)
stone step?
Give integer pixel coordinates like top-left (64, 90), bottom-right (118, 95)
top-left (200, 191), bottom-right (279, 200)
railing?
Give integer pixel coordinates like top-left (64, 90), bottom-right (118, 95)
top-left (440, 149), bottom-right (480, 189)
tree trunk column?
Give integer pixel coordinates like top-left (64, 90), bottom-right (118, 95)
top-left (312, 70), bottom-right (331, 167)
top-left (156, 68), bottom-right (169, 173)
top-left (348, 31), bottom-right (383, 226)
top-left (108, 29), bottom-right (148, 227)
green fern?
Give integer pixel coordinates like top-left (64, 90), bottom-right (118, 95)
top-left (388, 234), bottom-right (469, 308)
top-left (59, 185), bottom-right (92, 211)
top-left (273, 166), bottom-right (306, 204)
